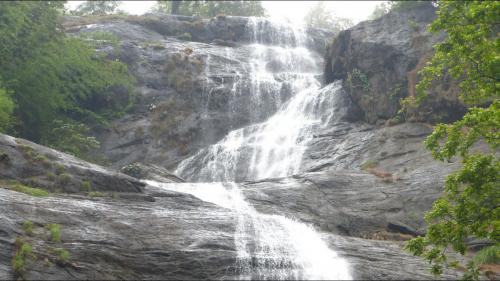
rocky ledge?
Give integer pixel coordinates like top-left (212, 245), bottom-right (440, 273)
top-left (0, 133), bottom-right (461, 280)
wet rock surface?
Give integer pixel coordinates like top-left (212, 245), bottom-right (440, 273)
top-left (0, 177), bottom-right (460, 280)
top-left (63, 14), bottom-right (329, 169)
top-left (323, 3), bottom-right (465, 124)
top-left (0, 8), bottom-right (473, 280)
top-left (0, 134), bottom-right (143, 194)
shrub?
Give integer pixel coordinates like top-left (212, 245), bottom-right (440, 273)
top-left (12, 238), bottom-right (34, 275)
top-left (57, 173), bottom-right (72, 185)
top-left (34, 154), bottom-right (51, 167)
top-left (55, 248), bottom-right (70, 264)
top-left (120, 162), bottom-right (143, 178)
top-left (473, 245), bottom-right (500, 265)
top-left (81, 180), bottom-right (92, 192)
top-left (47, 172), bottom-right (56, 181)
top-left (22, 221), bottom-right (34, 236)
top-left (46, 224), bottom-right (61, 243)
top-left (54, 163), bottom-right (65, 175)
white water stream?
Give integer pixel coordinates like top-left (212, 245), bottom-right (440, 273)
top-left (146, 181), bottom-right (351, 280)
top-left (154, 18), bottom-right (351, 280)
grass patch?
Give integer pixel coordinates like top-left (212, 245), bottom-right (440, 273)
top-left (47, 172), bottom-right (56, 181)
top-left (57, 173), bottom-right (72, 185)
top-left (81, 180), bottom-right (92, 192)
top-left (9, 183), bottom-right (49, 197)
top-left (34, 154), bottom-right (51, 168)
top-left (88, 191), bottom-right (106, 197)
top-left (361, 159), bottom-right (379, 170)
top-left (54, 163), bottom-right (66, 175)
top-left (46, 224), bottom-right (61, 243)
top-left (22, 221), bottom-right (34, 236)
top-left (55, 248), bottom-right (70, 264)
top-left (12, 237), bottom-right (35, 276)
top-left (474, 245), bottom-right (500, 265)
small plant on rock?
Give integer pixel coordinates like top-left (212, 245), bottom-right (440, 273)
top-left (22, 221), bottom-right (34, 236)
top-left (55, 248), bottom-right (70, 265)
top-left (46, 224), bottom-right (61, 243)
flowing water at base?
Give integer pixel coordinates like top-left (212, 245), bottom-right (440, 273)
top-left (146, 181), bottom-right (352, 280)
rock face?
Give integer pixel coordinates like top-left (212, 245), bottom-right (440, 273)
top-left (0, 133), bottom-right (461, 280)
top-left (0, 7), bottom-right (479, 281)
top-left (323, 3), bottom-right (466, 124)
top-left (0, 134), bottom-right (144, 194)
top-left (63, 14), bottom-right (332, 169)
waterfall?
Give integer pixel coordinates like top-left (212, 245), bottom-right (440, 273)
top-left (176, 17), bottom-right (344, 182)
top-left (146, 181), bottom-right (351, 280)
top-left (156, 18), bottom-right (352, 280)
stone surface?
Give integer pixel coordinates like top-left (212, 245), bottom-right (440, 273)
top-left (63, 14), bottom-right (330, 169)
top-left (0, 134), bottom-right (144, 194)
top-left (0, 182), bottom-right (460, 280)
top-left (323, 3), bottom-right (466, 124)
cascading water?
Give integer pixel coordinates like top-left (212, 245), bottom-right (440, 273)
top-left (146, 181), bottom-right (351, 280)
top-left (152, 17), bottom-right (351, 280)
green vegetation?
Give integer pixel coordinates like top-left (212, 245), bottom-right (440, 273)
top-left (473, 245), bottom-right (500, 266)
top-left (303, 2), bottom-right (353, 32)
top-left (88, 191), bottom-right (106, 197)
top-left (155, 0), bottom-right (266, 18)
top-left (44, 120), bottom-right (100, 161)
top-left (0, 2), bottom-right (135, 161)
top-left (55, 248), bottom-right (70, 264)
top-left (55, 164), bottom-right (66, 175)
top-left (22, 221), bottom-right (34, 236)
top-left (404, 1), bottom-right (500, 279)
top-left (58, 173), bottom-right (72, 185)
top-left (46, 224), bottom-right (61, 243)
top-left (0, 85), bottom-right (14, 133)
top-left (347, 68), bottom-right (370, 93)
top-left (81, 180), bottom-right (92, 192)
top-left (120, 162), bottom-right (143, 178)
top-left (12, 238), bottom-right (35, 276)
top-left (9, 183), bottom-right (49, 197)
top-left (361, 159), bottom-right (378, 170)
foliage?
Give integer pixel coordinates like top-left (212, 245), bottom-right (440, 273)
top-left (405, 1), bottom-right (500, 279)
top-left (0, 81), bottom-right (14, 133)
top-left (72, 1), bottom-right (120, 16)
top-left (47, 224), bottom-right (61, 243)
top-left (120, 162), bottom-right (143, 178)
top-left (22, 221), bottom-right (34, 236)
top-left (303, 2), bottom-right (353, 32)
top-left (347, 68), bottom-right (370, 93)
top-left (81, 180), bottom-right (92, 192)
top-left (473, 245), bottom-right (500, 266)
top-left (43, 120), bottom-right (100, 160)
top-left (55, 248), bottom-right (70, 264)
top-left (155, 0), bottom-right (266, 18)
top-left (414, 1), bottom-right (499, 106)
top-left (12, 238), bottom-right (34, 275)
top-left (9, 183), bottom-right (49, 197)
top-left (88, 191), bottom-right (106, 197)
top-left (0, 1), bottom-right (135, 161)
